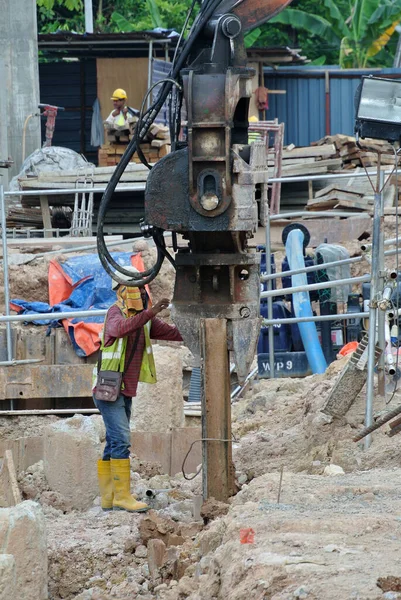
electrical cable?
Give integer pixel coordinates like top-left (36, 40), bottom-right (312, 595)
top-left (96, 0), bottom-right (222, 285)
top-left (135, 78), bottom-right (183, 171)
top-left (181, 435), bottom-right (239, 481)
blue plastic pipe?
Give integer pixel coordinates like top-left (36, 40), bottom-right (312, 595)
top-left (285, 229), bottom-right (327, 374)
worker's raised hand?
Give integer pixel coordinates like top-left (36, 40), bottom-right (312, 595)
top-left (150, 298), bottom-right (170, 316)
top-left (122, 107), bottom-right (128, 116)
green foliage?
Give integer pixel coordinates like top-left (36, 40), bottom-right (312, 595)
top-left (269, 0), bottom-right (401, 67)
top-left (36, 0), bottom-right (401, 68)
top-left (37, 0), bottom-right (82, 10)
top-left (37, 0), bottom-right (197, 34)
top-left (244, 28), bottom-right (262, 48)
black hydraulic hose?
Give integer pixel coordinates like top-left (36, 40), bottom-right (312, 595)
top-left (96, 0), bottom-right (222, 284)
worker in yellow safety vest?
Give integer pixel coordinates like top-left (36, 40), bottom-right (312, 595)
top-left (105, 88), bottom-right (135, 128)
top-left (93, 267), bottom-right (183, 513)
top-left (248, 115), bottom-right (262, 144)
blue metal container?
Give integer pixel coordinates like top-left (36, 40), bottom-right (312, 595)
top-left (258, 301), bottom-right (292, 354)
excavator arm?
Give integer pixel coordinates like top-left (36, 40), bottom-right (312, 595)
top-left (214, 0), bottom-right (293, 32)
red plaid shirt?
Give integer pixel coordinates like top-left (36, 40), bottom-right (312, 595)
top-left (104, 305), bottom-right (183, 398)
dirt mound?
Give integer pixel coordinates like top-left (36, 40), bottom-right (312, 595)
top-left (231, 358), bottom-right (401, 480)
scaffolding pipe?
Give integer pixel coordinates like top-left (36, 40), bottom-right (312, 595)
top-left (261, 274), bottom-right (370, 300)
top-left (0, 359), bottom-right (44, 367)
top-left (0, 186), bottom-right (12, 364)
top-left (261, 255), bottom-right (363, 282)
top-left (385, 314), bottom-right (396, 376)
top-left (262, 245), bottom-right (399, 284)
top-left (364, 169), bottom-right (384, 450)
top-left (268, 169), bottom-right (394, 184)
top-left (262, 311), bottom-right (370, 326)
top-left (0, 309), bottom-right (107, 323)
top-left (362, 237), bottom-right (401, 251)
top-left (265, 185), bottom-right (275, 378)
top-left (4, 185), bottom-right (146, 197)
top-left (0, 409), bottom-right (100, 416)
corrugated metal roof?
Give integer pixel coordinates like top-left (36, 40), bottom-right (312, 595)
top-left (38, 30), bottom-right (178, 44)
top-left (247, 46), bottom-right (308, 66)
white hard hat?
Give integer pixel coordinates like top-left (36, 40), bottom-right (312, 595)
top-left (111, 266), bottom-right (140, 290)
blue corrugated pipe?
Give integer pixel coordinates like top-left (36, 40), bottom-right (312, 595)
top-left (285, 229), bottom-right (327, 374)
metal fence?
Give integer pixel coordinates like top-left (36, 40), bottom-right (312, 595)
top-left (0, 166), bottom-right (394, 438)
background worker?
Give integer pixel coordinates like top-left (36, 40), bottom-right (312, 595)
top-left (105, 88), bottom-right (136, 128)
top-left (94, 267), bottom-right (182, 513)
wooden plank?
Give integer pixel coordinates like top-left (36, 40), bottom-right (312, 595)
top-left (40, 195), bottom-right (52, 238)
top-left (0, 450), bottom-right (22, 508)
top-left (201, 319), bottom-right (234, 502)
top-left (278, 164), bottom-right (329, 177)
top-left (315, 184), bottom-right (364, 199)
top-left (282, 143), bottom-right (336, 159)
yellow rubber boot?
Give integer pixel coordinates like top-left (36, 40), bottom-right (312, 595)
top-left (110, 459), bottom-right (149, 513)
top-left (97, 459), bottom-right (114, 511)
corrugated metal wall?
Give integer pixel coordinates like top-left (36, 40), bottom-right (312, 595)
top-left (264, 67), bottom-right (401, 146)
top-left (39, 60), bottom-right (97, 162)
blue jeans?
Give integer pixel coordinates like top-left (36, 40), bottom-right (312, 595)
top-left (93, 394), bottom-right (132, 460)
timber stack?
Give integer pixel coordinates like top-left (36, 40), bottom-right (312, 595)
top-left (99, 118), bottom-right (171, 167)
top-left (275, 134), bottom-right (398, 215)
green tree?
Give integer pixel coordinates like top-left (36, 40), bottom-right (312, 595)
top-left (269, 0), bottom-right (401, 67)
top-left (37, 0), bottom-right (197, 34)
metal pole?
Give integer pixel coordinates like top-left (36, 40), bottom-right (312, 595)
top-left (364, 167), bottom-right (383, 450)
top-left (0, 309), bottom-right (107, 323)
top-left (261, 254), bottom-right (363, 282)
top-left (0, 409), bottom-right (100, 416)
top-left (0, 359), bottom-right (43, 367)
top-left (147, 40), bottom-right (153, 110)
top-left (261, 247), bottom-right (400, 283)
top-left (84, 0), bottom-right (94, 33)
top-left (262, 311), bottom-right (370, 326)
top-left (362, 236), bottom-right (401, 250)
top-left (261, 274), bottom-right (370, 300)
top-left (268, 169), bottom-right (394, 185)
top-left (1, 186), bottom-right (12, 363)
top-left (377, 170), bottom-right (386, 396)
top-left (265, 185), bottom-right (275, 378)
top-left (5, 184), bottom-right (147, 197)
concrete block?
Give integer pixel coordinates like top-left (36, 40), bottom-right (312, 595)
top-left (132, 345), bottom-right (184, 432)
top-left (0, 501), bottom-right (47, 600)
top-left (171, 427), bottom-right (201, 477)
top-left (0, 555), bottom-right (16, 599)
top-left (131, 431), bottom-right (171, 474)
top-left (44, 415), bottom-right (105, 510)
top-left (147, 539), bottom-right (166, 579)
top-left (0, 436), bottom-right (44, 474)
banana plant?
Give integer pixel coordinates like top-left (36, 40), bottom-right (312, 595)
top-left (269, 0), bottom-right (401, 68)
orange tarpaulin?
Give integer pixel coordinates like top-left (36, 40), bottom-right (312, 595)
top-left (48, 253), bottom-right (147, 357)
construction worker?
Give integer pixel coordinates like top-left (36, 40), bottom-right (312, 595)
top-left (105, 88), bottom-right (135, 128)
top-left (94, 267), bottom-right (182, 513)
top-left (248, 115), bottom-right (262, 144)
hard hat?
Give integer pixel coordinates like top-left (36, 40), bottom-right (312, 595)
top-left (111, 267), bottom-right (140, 290)
top-left (111, 88), bottom-right (127, 101)
top-left (249, 115), bottom-right (259, 123)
